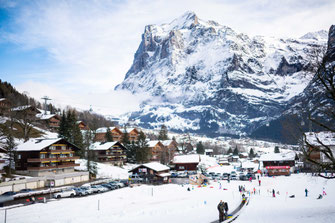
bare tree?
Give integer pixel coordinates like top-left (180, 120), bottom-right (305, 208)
top-left (301, 27), bottom-right (335, 178)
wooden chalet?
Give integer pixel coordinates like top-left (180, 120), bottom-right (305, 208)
top-left (129, 162), bottom-right (171, 184)
top-left (95, 127), bottom-right (124, 142)
top-left (77, 121), bottom-right (90, 130)
top-left (172, 154), bottom-right (200, 171)
top-left (161, 140), bottom-right (178, 162)
top-left (0, 98), bottom-right (11, 115)
top-left (305, 131), bottom-right (335, 167)
top-left (36, 114), bottom-right (60, 128)
top-left (260, 152), bottom-right (296, 176)
top-left (90, 141), bottom-right (127, 166)
top-left (11, 105), bottom-right (41, 118)
top-left (147, 140), bottom-right (166, 162)
top-left (15, 138), bottom-right (80, 177)
top-left (125, 128), bottom-right (140, 142)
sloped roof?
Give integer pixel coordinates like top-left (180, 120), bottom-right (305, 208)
top-left (36, 113), bottom-right (58, 120)
top-left (90, 141), bottom-right (125, 151)
top-left (130, 162), bottom-right (170, 172)
top-left (16, 138), bottom-right (64, 151)
top-left (96, 127), bottom-right (117, 133)
top-left (259, 151), bottom-right (296, 162)
top-left (147, 140), bottom-right (161, 147)
top-left (161, 140), bottom-right (174, 146)
top-left (173, 154), bottom-right (200, 164)
top-left (305, 131), bottom-right (335, 146)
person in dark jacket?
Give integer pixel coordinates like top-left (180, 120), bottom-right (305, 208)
top-left (224, 201), bottom-right (229, 219)
top-left (217, 200), bottom-right (225, 222)
top-left (305, 188), bottom-right (308, 197)
top-left (272, 189), bottom-right (276, 197)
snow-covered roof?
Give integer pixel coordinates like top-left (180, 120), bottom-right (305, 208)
top-left (305, 131), bottom-right (335, 146)
top-left (147, 140), bottom-right (161, 147)
top-left (90, 142), bottom-right (123, 151)
top-left (241, 161), bottom-right (258, 169)
top-left (259, 152), bottom-right (296, 162)
top-left (120, 128), bottom-right (136, 133)
top-left (11, 105), bottom-right (32, 111)
top-left (130, 162), bottom-right (170, 172)
top-left (205, 149), bottom-right (213, 153)
top-left (173, 154), bottom-right (200, 164)
top-left (36, 113), bottom-right (57, 120)
top-left (16, 138), bottom-right (62, 151)
top-left (161, 140), bottom-right (174, 146)
top-left (96, 127), bottom-right (117, 133)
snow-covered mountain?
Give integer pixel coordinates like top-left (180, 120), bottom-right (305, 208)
top-left (116, 12), bottom-right (327, 137)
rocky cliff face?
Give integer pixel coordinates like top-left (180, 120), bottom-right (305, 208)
top-left (116, 12), bottom-right (327, 137)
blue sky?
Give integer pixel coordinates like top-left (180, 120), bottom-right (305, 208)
top-left (0, 0), bottom-right (334, 115)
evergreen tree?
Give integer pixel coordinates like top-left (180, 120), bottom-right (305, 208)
top-left (135, 131), bottom-right (150, 163)
top-left (196, 141), bottom-right (205, 154)
top-left (83, 130), bottom-right (97, 178)
top-left (274, 146), bottom-right (280, 153)
top-left (58, 111), bottom-right (70, 140)
top-left (233, 146), bottom-right (239, 156)
top-left (226, 148), bottom-right (233, 155)
top-left (105, 127), bottom-right (113, 142)
top-left (158, 125), bottom-right (169, 140)
top-left (121, 126), bottom-right (133, 162)
top-left (249, 148), bottom-right (255, 159)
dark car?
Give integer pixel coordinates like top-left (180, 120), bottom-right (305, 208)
top-left (1, 191), bottom-right (16, 196)
top-left (19, 189), bottom-right (35, 193)
top-left (119, 180), bottom-right (129, 187)
top-left (101, 184), bottom-right (115, 190)
top-left (246, 173), bottom-right (256, 180)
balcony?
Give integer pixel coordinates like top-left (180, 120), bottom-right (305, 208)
top-left (27, 163), bottom-right (80, 171)
top-left (27, 156), bottom-right (79, 163)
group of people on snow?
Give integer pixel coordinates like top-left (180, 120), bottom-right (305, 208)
top-left (217, 200), bottom-right (229, 222)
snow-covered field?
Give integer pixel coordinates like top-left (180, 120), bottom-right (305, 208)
top-left (1, 173), bottom-right (334, 223)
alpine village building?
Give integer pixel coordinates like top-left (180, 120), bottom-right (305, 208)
top-left (129, 162), bottom-right (171, 184)
top-left (90, 141), bottom-right (127, 166)
top-left (16, 138), bottom-right (80, 177)
top-left (95, 127), bottom-right (139, 142)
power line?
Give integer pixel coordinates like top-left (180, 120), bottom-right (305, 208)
top-left (41, 96), bottom-right (52, 115)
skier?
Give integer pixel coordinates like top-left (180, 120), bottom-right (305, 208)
top-left (323, 187), bottom-right (327, 196)
top-left (305, 188), bottom-right (308, 197)
top-left (258, 180), bottom-right (261, 186)
top-left (272, 189), bottom-right (276, 198)
top-left (217, 200), bottom-right (225, 222)
top-left (224, 201), bottom-right (229, 220)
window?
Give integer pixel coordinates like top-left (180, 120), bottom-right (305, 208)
top-left (40, 154), bottom-right (45, 159)
top-left (49, 146), bottom-right (56, 150)
top-left (17, 154), bottom-right (21, 159)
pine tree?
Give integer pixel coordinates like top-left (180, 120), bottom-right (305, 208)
top-left (274, 146), bottom-right (280, 153)
top-left (58, 111), bottom-right (70, 140)
top-left (233, 146), bottom-right (239, 156)
top-left (196, 141), bottom-right (205, 154)
top-left (227, 148), bottom-right (233, 155)
top-left (105, 127), bottom-right (113, 142)
top-left (249, 148), bottom-right (255, 159)
top-left (135, 131), bottom-right (150, 163)
top-left (158, 125), bottom-right (169, 140)
top-left (83, 130), bottom-right (97, 178)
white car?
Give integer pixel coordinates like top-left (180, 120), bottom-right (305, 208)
top-left (90, 185), bottom-right (108, 193)
top-left (80, 186), bottom-right (94, 195)
top-left (53, 189), bottom-right (76, 199)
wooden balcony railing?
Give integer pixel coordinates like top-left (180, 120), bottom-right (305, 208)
top-left (27, 156), bottom-right (79, 163)
top-left (27, 163), bottom-right (80, 171)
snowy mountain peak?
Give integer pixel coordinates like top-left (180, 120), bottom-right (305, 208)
top-left (116, 13), bottom-right (328, 137)
top-left (169, 11), bottom-right (199, 30)
top-left (300, 30), bottom-right (328, 41)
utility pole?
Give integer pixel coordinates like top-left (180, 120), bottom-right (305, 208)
top-left (41, 96), bottom-right (51, 115)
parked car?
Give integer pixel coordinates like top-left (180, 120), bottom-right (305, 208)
top-left (73, 187), bottom-right (87, 196)
top-left (230, 174), bottom-right (238, 180)
top-left (222, 173), bottom-right (229, 180)
top-left (129, 175), bottom-right (144, 183)
top-left (1, 191), bottom-right (17, 196)
top-left (101, 184), bottom-right (115, 190)
top-left (177, 172), bottom-right (188, 178)
top-left (246, 173), bottom-right (256, 180)
top-left (18, 189), bottom-right (35, 194)
top-left (119, 180), bottom-right (129, 187)
top-left (80, 186), bottom-right (94, 195)
top-left (90, 185), bottom-right (108, 193)
top-left (170, 172), bottom-right (178, 178)
top-left (53, 189), bottom-right (76, 199)
top-left (239, 174), bottom-right (248, 181)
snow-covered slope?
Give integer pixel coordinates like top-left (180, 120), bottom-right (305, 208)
top-left (116, 12), bottom-right (327, 136)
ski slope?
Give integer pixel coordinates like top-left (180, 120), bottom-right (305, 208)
top-left (0, 174), bottom-right (334, 223)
